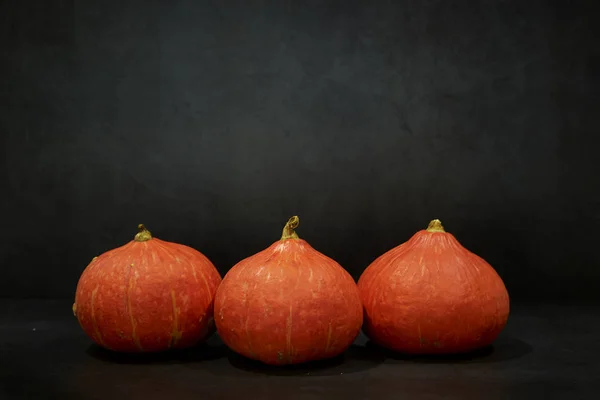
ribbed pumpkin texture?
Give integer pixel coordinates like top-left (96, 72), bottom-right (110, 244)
top-left (358, 219), bottom-right (509, 354)
top-left (73, 225), bottom-right (222, 352)
top-left (214, 216), bottom-right (363, 365)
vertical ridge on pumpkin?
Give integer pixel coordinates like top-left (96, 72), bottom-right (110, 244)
top-left (170, 289), bottom-right (182, 347)
top-left (244, 315), bottom-right (256, 358)
top-left (325, 321), bottom-right (332, 352)
top-left (172, 243), bottom-right (213, 295)
top-left (125, 264), bottom-right (143, 351)
top-left (286, 304), bottom-right (293, 363)
top-left (196, 261), bottom-right (211, 296)
top-left (190, 260), bottom-right (199, 283)
top-left (239, 270), bottom-right (257, 358)
top-left (154, 242), bottom-right (188, 349)
top-left (90, 286), bottom-right (107, 348)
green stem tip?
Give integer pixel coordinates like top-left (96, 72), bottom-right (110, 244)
top-left (134, 224), bottom-right (153, 242)
top-left (281, 216), bottom-right (300, 240)
top-left (426, 219), bottom-right (445, 233)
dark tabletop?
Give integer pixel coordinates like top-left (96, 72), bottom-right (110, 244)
top-left (0, 299), bottom-right (598, 400)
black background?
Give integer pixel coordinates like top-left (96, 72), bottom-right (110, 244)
top-left (1, 0), bottom-right (598, 303)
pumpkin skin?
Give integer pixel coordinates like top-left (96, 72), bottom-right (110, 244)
top-left (214, 216), bottom-right (363, 365)
top-left (73, 225), bottom-right (222, 352)
top-left (358, 219), bottom-right (509, 354)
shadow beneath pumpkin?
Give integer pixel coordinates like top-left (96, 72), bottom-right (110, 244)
top-left (365, 334), bottom-right (532, 364)
top-left (225, 344), bottom-right (385, 376)
top-left (85, 338), bottom-right (227, 365)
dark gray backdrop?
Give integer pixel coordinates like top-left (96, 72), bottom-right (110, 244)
top-left (1, 0), bottom-right (598, 302)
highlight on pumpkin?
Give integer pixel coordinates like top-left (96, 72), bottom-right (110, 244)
top-left (280, 216), bottom-right (300, 240)
top-left (134, 224), bottom-right (153, 242)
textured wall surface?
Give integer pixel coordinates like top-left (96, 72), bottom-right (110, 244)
top-left (1, 0), bottom-right (598, 300)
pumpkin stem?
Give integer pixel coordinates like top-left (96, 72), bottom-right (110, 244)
top-left (134, 224), bottom-right (153, 242)
top-left (281, 216), bottom-right (300, 240)
top-left (426, 219), bottom-right (445, 233)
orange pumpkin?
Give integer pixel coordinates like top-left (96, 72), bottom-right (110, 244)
top-left (214, 216), bottom-right (363, 365)
top-left (73, 225), bottom-right (222, 352)
top-left (358, 219), bottom-right (509, 354)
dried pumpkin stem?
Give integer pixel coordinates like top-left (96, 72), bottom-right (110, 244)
top-left (426, 219), bottom-right (445, 233)
top-left (281, 216), bottom-right (300, 240)
top-left (134, 224), bottom-right (153, 242)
